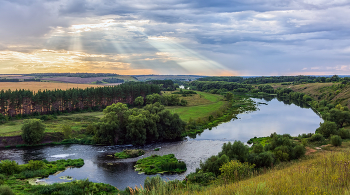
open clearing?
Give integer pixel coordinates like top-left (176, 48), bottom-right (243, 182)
top-left (0, 82), bottom-right (98, 92)
top-left (165, 91), bottom-right (225, 122)
top-left (0, 112), bottom-right (104, 137)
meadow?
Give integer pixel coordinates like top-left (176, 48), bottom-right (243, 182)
top-left (165, 91), bottom-right (225, 122)
top-left (0, 112), bottom-right (103, 137)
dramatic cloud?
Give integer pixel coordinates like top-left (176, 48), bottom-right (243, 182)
top-left (0, 0), bottom-right (349, 75)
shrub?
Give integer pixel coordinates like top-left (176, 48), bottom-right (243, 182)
top-left (26, 160), bottom-right (47, 171)
top-left (338, 128), bottom-right (350, 139)
top-left (200, 155), bottom-right (229, 176)
top-left (331, 135), bottom-right (342, 147)
top-left (292, 145), bottom-right (306, 159)
top-left (21, 119), bottom-right (45, 145)
top-left (62, 125), bottom-right (73, 139)
top-left (0, 160), bottom-right (20, 175)
top-left (309, 134), bottom-right (325, 142)
top-left (316, 121), bottom-right (338, 138)
top-left (0, 185), bottom-right (15, 195)
top-left (252, 143), bottom-right (264, 154)
top-left (219, 141), bottom-right (249, 162)
top-left (248, 152), bottom-right (275, 168)
top-left (186, 172), bottom-right (216, 185)
top-left (219, 160), bottom-right (255, 182)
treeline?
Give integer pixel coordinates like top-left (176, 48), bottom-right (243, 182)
top-left (0, 82), bottom-right (160, 117)
top-left (190, 81), bottom-right (253, 93)
top-left (0, 78), bottom-right (41, 82)
top-left (146, 80), bottom-right (176, 91)
top-left (102, 78), bottom-right (124, 83)
top-left (27, 73), bottom-right (119, 78)
top-left (91, 102), bottom-right (186, 145)
top-left (197, 75), bottom-right (344, 84)
top-left (134, 93), bottom-right (188, 107)
top-left (0, 78), bottom-right (20, 82)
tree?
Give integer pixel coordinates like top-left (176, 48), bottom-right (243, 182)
top-left (21, 119), bottom-right (45, 145)
top-left (134, 96), bottom-right (144, 107)
top-left (326, 109), bottom-right (350, 128)
top-left (126, 114), bottom-right (147, 145)
top-left (225, 92), bottom-right (234, 101)
top-left (316, 121), bottom-right (338, 138)
top-left (218, 141), bottom-right (249, 162)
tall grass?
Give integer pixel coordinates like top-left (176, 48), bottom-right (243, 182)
top-left (133, 149), bottom-right (350, 195)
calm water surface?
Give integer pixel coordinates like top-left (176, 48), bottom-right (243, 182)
top-left (0, 97), bottom-right (322, 189)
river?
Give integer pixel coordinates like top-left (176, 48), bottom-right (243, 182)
top-left (0, 97), bottom-right (322, 189)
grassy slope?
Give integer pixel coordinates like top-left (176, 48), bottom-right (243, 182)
top-left (192, 144), bottom-right (350, 195)
top-left (165, 91), bottom-right (225, 122)
top-left (269, 82), bottom-right (350, 108)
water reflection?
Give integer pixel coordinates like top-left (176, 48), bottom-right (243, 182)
top-left (192, 98), bottom-right (322, 141)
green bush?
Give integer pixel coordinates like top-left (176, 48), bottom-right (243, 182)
top-left (62, 125), bottom-right (73, 139)
top-left (316, 121), bottom-right (338, 138)
top-left (252, 143), bottom-right (264, 154)
top-left (219, 160), bottom-right (255, 182)
top-left (331, 135), bottom-right (342, 147)
top-left (338, 128), bottom-right (350, 139)
top-left (21, 119), bottom-right (46, 145)
top-left (219, 141), bottom-right (249, 162)
top-left (292, 145), bottom-right (306, 159)
top-left (309, 134), bottom-right (325, 142)
top-left (0, 185), bottom-right (15, 195)
top-left (200, 154), bottom-right (229, 176)
top-left (186, 172), bottom-right (216, 185)
top-left (26, 160), bottom-right (47, 171)
top-left (0, 160), bottom-right (20, 175)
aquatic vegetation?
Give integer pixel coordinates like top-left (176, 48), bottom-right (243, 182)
top-left (0, 159), bottom-right (84, 179)
top-left (114, 149), bottom-right (145, 159)
top-left (135, 154), bottom-right (186, 174)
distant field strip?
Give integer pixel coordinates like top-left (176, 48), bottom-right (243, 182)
top-left (0, 82), bottom-right (98, 92)
top-left (166, 91), bottom-right (225, 122)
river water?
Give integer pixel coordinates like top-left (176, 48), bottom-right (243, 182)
top-left (0, 97), bottom-right (322, 189)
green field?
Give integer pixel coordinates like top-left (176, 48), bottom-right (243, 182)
top-left (165, 91), bottom-right (226, 122)
top-left (0, 112), bottom-right (103, 137)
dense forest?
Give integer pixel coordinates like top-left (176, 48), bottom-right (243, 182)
top-left (146, 80), bottom-right (176, 91)
top-left (197, 75), bottom-right (344, 84)
top-left (102, 78), bottom-right (124, 83)
top-left (0, 82), bottom-right (160, 117)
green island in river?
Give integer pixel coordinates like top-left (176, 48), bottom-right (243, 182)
top-left (134, 154), bottom-right (187, 175)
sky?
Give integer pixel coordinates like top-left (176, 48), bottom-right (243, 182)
top-left (0, 0), bottom-right (350, 76)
